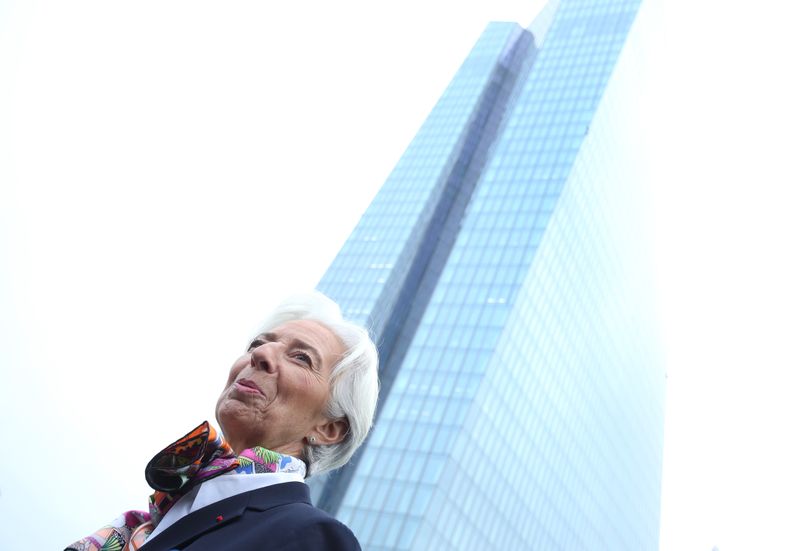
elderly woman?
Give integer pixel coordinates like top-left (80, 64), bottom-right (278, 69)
top-left (67, 292), bottom-right (379, 551)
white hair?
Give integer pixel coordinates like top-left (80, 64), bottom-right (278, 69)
top-left (257, 291), bottom-right (379, 477)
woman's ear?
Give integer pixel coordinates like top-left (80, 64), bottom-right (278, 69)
top-left (311, 418), bottom-right (349, 445)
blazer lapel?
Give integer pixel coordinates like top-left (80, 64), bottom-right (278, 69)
top-left (139, 482), bottom-right (311, 551)
top-left (139, 491), bottom-right (250, 551)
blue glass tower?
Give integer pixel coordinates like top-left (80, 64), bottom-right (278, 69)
top-left (314, 0), bottom-right (664, 549)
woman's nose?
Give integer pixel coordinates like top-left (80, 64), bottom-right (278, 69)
top-left (250, 343), bottom-right (279, 374)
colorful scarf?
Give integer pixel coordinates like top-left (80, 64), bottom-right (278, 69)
top-left (66, 421), bottom-right (305, 551)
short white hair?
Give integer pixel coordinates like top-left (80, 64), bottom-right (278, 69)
top-left (257, 291), bottom-right (379, 477)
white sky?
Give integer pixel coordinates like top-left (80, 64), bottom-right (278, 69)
top-left (1, 1), bottom-right (798, 550)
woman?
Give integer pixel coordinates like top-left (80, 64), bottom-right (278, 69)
top-left (67, 292), bottom-right (379, 551)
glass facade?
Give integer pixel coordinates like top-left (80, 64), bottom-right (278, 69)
top-left (314, 0), bottom-right (664, 549)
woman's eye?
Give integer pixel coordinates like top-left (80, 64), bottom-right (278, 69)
top-left (248, 339), bottom-right (263, 351)
top-left (293, 352), bottom-right (313, 367)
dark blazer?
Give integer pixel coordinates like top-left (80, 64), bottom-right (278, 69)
top-left (139, 481), bottom-right (360, 551)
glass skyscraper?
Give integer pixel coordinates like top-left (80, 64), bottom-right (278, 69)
top-left (313, 0), bottom-right (664, 549)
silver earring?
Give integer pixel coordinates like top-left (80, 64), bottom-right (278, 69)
top-left (308, 436), bottom-right (316, 444)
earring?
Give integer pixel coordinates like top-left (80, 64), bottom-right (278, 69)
top-left (308, 436), bottom-right (316, 444)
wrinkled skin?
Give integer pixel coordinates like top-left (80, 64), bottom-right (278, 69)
top-left (215, 319), bottom-right (348, 458)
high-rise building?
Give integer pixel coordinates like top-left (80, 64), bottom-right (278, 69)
top-left (312, 0), bottom-right (664, 549)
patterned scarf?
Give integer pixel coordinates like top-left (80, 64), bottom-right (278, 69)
top-left (66, 421), bottom-right (306, 551)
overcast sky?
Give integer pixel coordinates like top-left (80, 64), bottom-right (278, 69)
top-left (1, 1), bottom-right (798, 550)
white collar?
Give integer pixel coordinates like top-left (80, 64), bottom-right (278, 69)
top-left (147, 471), bottom-right (305, 542)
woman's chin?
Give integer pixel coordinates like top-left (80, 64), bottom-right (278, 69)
top-left (217, 396), bottom-right (260, 431)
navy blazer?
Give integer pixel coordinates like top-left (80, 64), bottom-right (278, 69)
top-left (139, 481), bottom-right (360, 551)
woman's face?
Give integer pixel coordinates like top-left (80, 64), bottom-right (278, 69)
top-left (215, 319), bottom-right (347, 457)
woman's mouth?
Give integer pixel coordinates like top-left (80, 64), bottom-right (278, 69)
top-left (234, 378), bottom-right (265, 397)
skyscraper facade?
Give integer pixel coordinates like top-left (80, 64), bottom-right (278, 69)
top-left (313, 0), bottom-right (664, 549)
